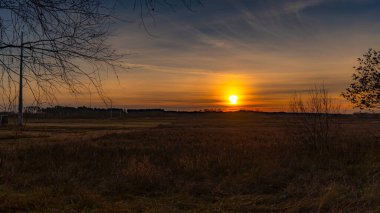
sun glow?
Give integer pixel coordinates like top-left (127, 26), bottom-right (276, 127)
top-left (212, 74), bottom-right (252, 109)
top-left (229, 95), bottom-right (238, 105)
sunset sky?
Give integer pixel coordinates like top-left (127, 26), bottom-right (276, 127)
top-left (60, 0), bottom-right (380, 112)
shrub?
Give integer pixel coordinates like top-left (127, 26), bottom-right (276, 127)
top-left (289, 85), bottom-right (341, 151)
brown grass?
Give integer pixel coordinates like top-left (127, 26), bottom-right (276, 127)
top-left (0, 112), bottom-right (379, 212)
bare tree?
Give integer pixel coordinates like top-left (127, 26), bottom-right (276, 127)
top-left (0, 0), bottom-right (124, 124)
top-left (342, 49), bottom-right (380, 110)
top-left (289, 85), bottom-right (341, 151)
top-left (0, 0), bottom-right (203, 124)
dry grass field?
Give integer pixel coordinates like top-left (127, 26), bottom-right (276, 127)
top-left (0, 112), bottom-right (379, 212)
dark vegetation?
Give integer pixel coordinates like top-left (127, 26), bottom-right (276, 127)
top-left (342, 48), bottom-right (380, 110)
top-left (24, 106), bottom-right (126, 119)
top-left (0, 112), bottom-right (379, 212)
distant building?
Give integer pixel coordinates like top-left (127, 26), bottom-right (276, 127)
top-left (25, 106), bottom-right (42, 114)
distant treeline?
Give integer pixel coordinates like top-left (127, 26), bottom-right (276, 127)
top-left (22, 106), bottom-right (126, 119)
top-left (1, 106), bottom-right (378, 120)
top-left (21, 106), bottom-right (189, 119)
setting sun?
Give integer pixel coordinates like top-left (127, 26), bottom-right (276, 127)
top-left (229, 95), bottom-right (238, 105)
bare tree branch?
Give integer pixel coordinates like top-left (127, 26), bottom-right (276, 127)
top-left (0, 0), bottom-right (203, 111)
top-left (0, 0), bottom-right (125, 110)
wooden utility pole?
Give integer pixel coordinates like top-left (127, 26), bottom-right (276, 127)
top-left (18, 32), bottom-right (24, 126)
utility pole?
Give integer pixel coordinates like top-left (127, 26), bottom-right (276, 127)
top-left (18, 32), bottom-right (24, 126)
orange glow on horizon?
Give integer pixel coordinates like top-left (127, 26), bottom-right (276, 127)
top-left (210, 74), bottom-right (253, 109)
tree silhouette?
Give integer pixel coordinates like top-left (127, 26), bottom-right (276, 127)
top-left (0, 0), bottom-right (123, 114)
top-left (289, 85), bottom-right (341, 151)
top-left (342, 49), bottom-right (380, 110)
top-left (0, 0), bottom-right (202, 124)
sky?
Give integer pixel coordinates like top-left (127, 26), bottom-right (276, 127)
top-left (62, 0), bottom-right (380, 112)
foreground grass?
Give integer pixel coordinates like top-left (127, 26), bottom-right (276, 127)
top-left (0, 113), bottom-right (379, 212)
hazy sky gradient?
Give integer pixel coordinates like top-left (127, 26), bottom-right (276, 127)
top-left (59, 0), bottom-right (380, 111)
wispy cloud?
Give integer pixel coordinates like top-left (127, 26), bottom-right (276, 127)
top-left (55, 0), bottom-right (380, 111)
top-left (283, 0), bottom-right (324, 13)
